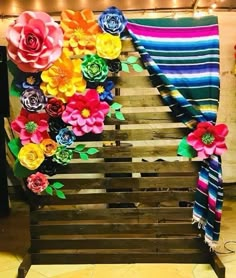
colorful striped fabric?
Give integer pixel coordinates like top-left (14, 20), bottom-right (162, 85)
top-left (127, 16), bottom-right (222, 248)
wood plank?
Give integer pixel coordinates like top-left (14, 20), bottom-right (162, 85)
top-left (58, 161), bottom-right (199, 174)
top-left (31, 237), bottom-right (203, 250)
top-left (31, 208), bottom-right (193, 222)
top-left (114, 95), bottom-right (164, 107)
top-left (40, 191), bottom-right (195, 205)
top-left (30, 223), bottom-right (198, 236)
top-left (72, 145), bottom-right (180, 159)
top-left (105, 111), bottom-right (176, 124)
top-left (31, 252), bottom-right (210, 264)
top-left (48, 176), bottom-right (198, 190)
top-left (76, 127), bottom-right (188, 141)
top-left (110, 76), bottom-right (153, 88)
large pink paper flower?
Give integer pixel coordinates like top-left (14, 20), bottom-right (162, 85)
top-left (62, 89), bottom-right (110, 136)
top-left (6, 11), bottom-right (63, 72)
top-left (187, 122), bottom-right (228, 159)
top-left (11, 109), bottom-right (49, 145)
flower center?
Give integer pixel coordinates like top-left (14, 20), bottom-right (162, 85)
top-left (25, 121), bottom-right (38, 133)
top-left (81, 108), bottom-right (91, 118)
top-left (97, 86), bottom-right (104, 94)
top-left (89, 63), bottom-right (99, 74)
top-left (26, 76), bottom-right (36, 85)
top-left (26, 33), bottom-right (39, 50)
top-left (74, 28), bottom-right (86, 39)
top-left (202, 132), bottom-right (215, 145)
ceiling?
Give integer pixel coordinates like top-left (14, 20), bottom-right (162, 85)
top-left (0, 0), bottom-right (236, 17)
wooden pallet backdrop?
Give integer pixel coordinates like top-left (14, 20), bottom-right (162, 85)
top-left (17, 39), bottom-right (225, 278)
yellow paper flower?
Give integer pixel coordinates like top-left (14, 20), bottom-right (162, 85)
top-left (40, 53), bottom-right (86, 103)
top-left (96, 33), bottom-right (122, 60)
top-left (18, 143), bottom-right (45, 170)
top-left (61, 9), bottom-right (102, 57)
top-left (40, 138), bottom-right (58, 157)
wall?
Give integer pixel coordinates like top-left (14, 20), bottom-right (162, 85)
top-left (0, 11), bottom-right (236, 182)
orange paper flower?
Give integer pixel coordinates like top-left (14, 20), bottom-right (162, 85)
top-left (40, 138), bottom-right (58, 157)
top-left (40, 53), bottom-right (86, 103)
top-left (61, 9), bottom-right (102, 57)
top-left (96, 33), bottom-right (122, 60)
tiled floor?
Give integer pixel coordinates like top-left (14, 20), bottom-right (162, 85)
top-left (1, 199), bottom-right (236, 278)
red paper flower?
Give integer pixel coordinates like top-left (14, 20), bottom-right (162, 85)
top-left (187, 122), bottom-right (228, 159)
top-left (62, 89), bottom-right (109, 136)
top-left (11, 109), bottom-right (49, 145)
top-left (27, 172), bottom-right (49, 193)
top-left (45, 98), bottom-right (65, 118)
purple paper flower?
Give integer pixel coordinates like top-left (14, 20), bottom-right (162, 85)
top-left (56, 128), bottom-right (76, 146)
top-left (20, 88), bottom-right (47, 112)
top-left (107, 58), bottom-right (122, 73)
top-left (98, 6), bottom-right (127, 35)
top-left (48, 117), bottom-right (67, 139)
top-left (38, 157), bottom-right (59, 176)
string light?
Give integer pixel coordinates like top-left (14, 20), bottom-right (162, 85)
top-left (211, 2), bottom-right (217, 9)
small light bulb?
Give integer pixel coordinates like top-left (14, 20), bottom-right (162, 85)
top-left (211, 3), bottom-right (217, 9)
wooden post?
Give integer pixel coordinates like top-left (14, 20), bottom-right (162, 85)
top-left (0, 46), bottom-right (10, 217)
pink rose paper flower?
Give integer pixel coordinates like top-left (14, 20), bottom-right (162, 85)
top-left (6, 11), bottom-right (63, 72)
top-left (62, 89), bottom-right (110, 136)
top-left (27, 172), bottom-right (49, 194)
top-left (11, 108), bottom-right (49, 145)
top-left (187, 122), bottom-right (228, 159)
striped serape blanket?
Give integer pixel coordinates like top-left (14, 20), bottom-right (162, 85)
top-left (127, 16), bottom-right (222, 248)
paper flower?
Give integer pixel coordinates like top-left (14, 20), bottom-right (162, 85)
top-left (6, 11), bottom-right (63, 72)
top-left (98, 6), bottom-right (127, 35)
top-left (20, 88), bottom-right (47, 112)
top-left (40, 138), bottom-right (58, 157)
top-left (62, 89), bottom-right (110, 136)
top-left (56, 128), bottom-right (76, 146)
top-left (45, 98), bottom-right (65, 118)
top-left (61, 9), bottom-right (102, 57)
top-left (187, 122), bottom-right (228, 159)
top-left (11, 109), bottom-right (49, 145)
top-left (81, 54), bottom-right (108, 83)
top-left (97, 80), bottom-right (114, 102)
top-left (40, 54), bottom-right (86, 103)
top-left (48, 117), bottom-right (67, 139)
top-left (38, 157), bottom-right (58, 176)
top-left (53, 146), bottom-right (73, 165)
top-left (96, 33), bottom-right (121, 60)
top-left (18, 143), bottom-right (45, 170)
top-left (107, 58), bottom-right (122, 73)
top-left (27, 172), bottom-right (49, 193)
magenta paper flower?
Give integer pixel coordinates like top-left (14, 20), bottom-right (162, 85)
top-left (187, 122), bottom-right (228, 159)
top-left (62, 89), bottom-right (110, 136)
top-left (11, 109), bottom-right (49, 145)
top-left (6, 11), bottom-right (63, 72)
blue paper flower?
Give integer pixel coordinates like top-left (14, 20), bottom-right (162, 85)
top-left (98, 6), bottom-right (127, 35)
top-left (97, 80), bottom-right (114, 102)
top-left (55, 128), bottom-right (76, 146)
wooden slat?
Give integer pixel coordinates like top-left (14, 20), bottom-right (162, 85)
top-left (58, 161), bottom-right (199, 174)
top-left (31, 208), bottom-right (193, 222)
top-left (32, 252), bottom-right (210, 264)
top-left (40, 191), bottom-right (194, 205)
top-left (77, 127), bottom-right (188, 141)
top-left (105, 111), bottom-right (176, 124)
top-left (31, 237), bottom-right (203, 250)
top-left (114, 95), bottom-right (164, 107)
top-left (30, 223), bottom-right (198, 236)
top-left (110, 76), bottom-right (152, 88)
top-left (48, 176), bottom-right (198, 190)
top-left (72, 145), bottom-right (179, 159)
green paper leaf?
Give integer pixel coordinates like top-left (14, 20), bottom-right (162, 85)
top-left (74, 144), bottom-right (86, 153)
top-left (10, 82), bottom-right (21, 97)
top-left (132, 64), bottom-right (144, 73)
top-left (107, 111), bottom-right (111, 118)
top-left (51, 182), bottom-right (64, 189)
top-left (13, 159), bottom-right (34, 178)
top-left (80, 152), bottom-right (89, 160)
top-left (121, 62), bottom-right (129, 73)
top-left (55, 189), bottom-right (66, 199)
top-left (45, 186), bottom-right (53, 196)
top-left (177, 136), bottom-right (197, 158)
top-left (115, 111), bottom-right (125, 121)
top-left (86, 148), bottom-right (99, 155)
top-left (8, 137), bottom-right (22, 158)
top-left (126, 56), bottom-right (139, 64)
top-left (111, 102), bottom-right (122, 110)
